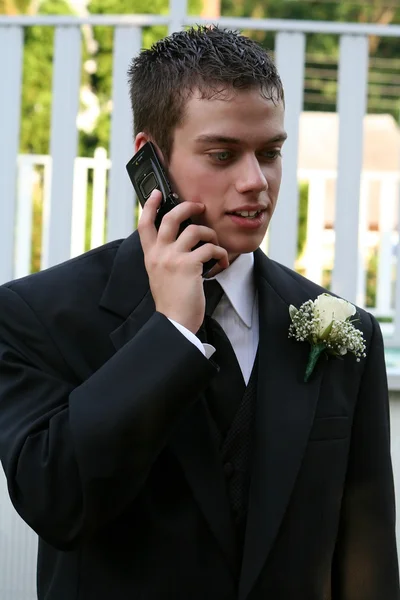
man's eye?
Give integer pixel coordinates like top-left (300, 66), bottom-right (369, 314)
top-left (209, 151), bottom-right (233, 162)
top-left (260, 150), bottom-right (282, 160)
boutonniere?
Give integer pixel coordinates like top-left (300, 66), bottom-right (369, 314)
top-left (288, 293), bottom-right (366, 382)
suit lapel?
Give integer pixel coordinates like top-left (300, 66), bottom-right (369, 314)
top-left (239, 251), bottom-right (325, 600)
top-left (100, 231), bottom-right (237, 578)
top-left (99, 231), bottom-right (150, 322)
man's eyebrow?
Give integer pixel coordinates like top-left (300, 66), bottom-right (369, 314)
top-left (267, 133), bottom-right (288, 143)
top-left (195, 133), bottom-right (288, 145)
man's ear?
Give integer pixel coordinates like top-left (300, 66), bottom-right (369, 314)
top-left (134, 132), bottom-right (167, 166)
top-left (134, 132), bottom-right (150, 153)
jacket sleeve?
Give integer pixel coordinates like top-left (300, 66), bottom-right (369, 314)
top-left (0, 286), bottom-right (216, 550)
top-left (332, 313), bottom-right (400, 599)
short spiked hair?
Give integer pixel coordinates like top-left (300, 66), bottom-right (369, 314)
top-left (128, 25), bottom-right (284, 159)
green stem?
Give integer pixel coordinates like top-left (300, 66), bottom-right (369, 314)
top-left (304, 343), bottom-right (326, 383)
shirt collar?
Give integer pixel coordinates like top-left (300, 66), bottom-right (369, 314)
top-left (213, 252), bottom-right (255, 328)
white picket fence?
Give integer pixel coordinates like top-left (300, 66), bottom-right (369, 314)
top-left (299, 168), bottom-right (400, 318)
top-left (14, 148), bottom-right (111, 280)
top-left (1, 7), bottom-right (400, 599)
top-left (14, 152), bottom-right (400, 323)
top-left (2, 14), bottom-right (400, 340)
top-left (2, 13), bottom-right (400, 309)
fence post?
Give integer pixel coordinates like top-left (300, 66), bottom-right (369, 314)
top-left (0, 26), bottom-right (23, 284)
top-left (269, 32), bottom-right (305, 268)
top-left (91, 147), bottom-right (108, 249)
top-left (106, 27), bottom-right (141, 242)
top-left (169, 0), bottom-right (187, 34)
top-left (303, 174), bottom-right (326, 285)
top-left (70, 160), bottom-right (88, 258)
top-left (42, 26), bottom-right (81, 269)
top-left (332, 34), bottom-right (369, 303)
top-left (356, 177), bottom-right (370, 308)
top-left (14, 158), bottom-right (34, 279)
top-left (394, 188), bottom-right (400, 344)
top-left (376, 177), bottom-right (397, 316)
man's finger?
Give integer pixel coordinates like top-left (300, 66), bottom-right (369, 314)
top-left (157, 202), bottom-right (205, 244)
top-left (192, 243), bottom-right (229, 271)
top-left (174, 224), bottom-right (219, 252)
top-left (137, 189), bottom-right (162, 250)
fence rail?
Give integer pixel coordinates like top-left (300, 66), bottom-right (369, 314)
top-left (1, 15), bottom-right (400, 36)
top-left (2, 14), bottom-right (400, 312)
top-left (12, 153), bottom-right (400, 338)
top-left (1, 14), bottom-right (400, 281)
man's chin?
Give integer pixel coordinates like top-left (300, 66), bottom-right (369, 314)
top-left (225, 240), bottom-right (264, 259)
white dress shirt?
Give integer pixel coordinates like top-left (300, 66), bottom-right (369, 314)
top-left (170, 253), bottom-right (259, 385)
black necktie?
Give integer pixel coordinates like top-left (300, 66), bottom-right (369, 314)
top-left (200, 280), bottom-right (246, 436)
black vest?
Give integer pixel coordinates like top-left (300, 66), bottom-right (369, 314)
top-left (208, 350), bottom-right (259, 553)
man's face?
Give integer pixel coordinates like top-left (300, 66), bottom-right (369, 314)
top-left (167, 87), bottom-right (286, 262)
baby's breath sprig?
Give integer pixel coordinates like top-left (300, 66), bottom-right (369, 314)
top-left (288, 293), bottom-right (367, 382)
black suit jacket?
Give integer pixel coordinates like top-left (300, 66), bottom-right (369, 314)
top-left (0, 231), bottom-right (398, 600)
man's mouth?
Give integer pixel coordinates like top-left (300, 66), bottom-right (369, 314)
top-left (227, 210), bottom-right (263, 219)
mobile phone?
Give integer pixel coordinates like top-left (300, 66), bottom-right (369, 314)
top-left (126, 142), bottom-right (217, 277)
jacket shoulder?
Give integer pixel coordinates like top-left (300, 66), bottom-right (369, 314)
top-left (2, 239), bottom-right (123, 308)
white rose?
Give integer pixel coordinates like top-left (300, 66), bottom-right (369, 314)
top-left (314, 293), bottom-right (356, 338)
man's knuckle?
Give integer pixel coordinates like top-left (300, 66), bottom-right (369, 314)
top-left (162, 211), bottom-right (174, 225)
top-left (186, 224), bottom-right (198, 237)
top-left (203, 242), bottom-right (213, 252)
top-left (147, 250), bottom-right (160, 267)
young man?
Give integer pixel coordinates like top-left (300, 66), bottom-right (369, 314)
top-left (0, 26), bottom-right (398, 600)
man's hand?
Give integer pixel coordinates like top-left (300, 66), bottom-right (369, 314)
top-left (138, 190), bottom-right (229, 334)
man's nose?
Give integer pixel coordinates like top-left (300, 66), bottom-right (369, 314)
top-left (234, 154), bottom-right (268, 195)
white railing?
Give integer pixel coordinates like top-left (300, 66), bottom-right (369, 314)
top-left (299, 168), bottom-right (400, 324)
top-left (1, 8), bottom-right (400, 600)
top-left (14, 148), bottom-right (112, 281)
top-left (2, 12), bottom-right (400, 306)
top-left (13, 154), bottom-right (400, 329)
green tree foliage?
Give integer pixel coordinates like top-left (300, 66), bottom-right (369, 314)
top-left (220, 0), bottom-right (400, 118)
top-left (16, 0), bottom-right (400, 156)
top-left (20, 0), bottom-right (73, 154)
top-left (83, 0), bottom-right (202, 155)
top-left (0, 0), bottom-right (32, 14)
top-left (14, 0), bottom-right (74, 274)
top-left (297, 181), bottom-right (309, 259)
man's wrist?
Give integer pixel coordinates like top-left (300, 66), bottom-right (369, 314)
top-left (168, 319), bottom-right (215, 359)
